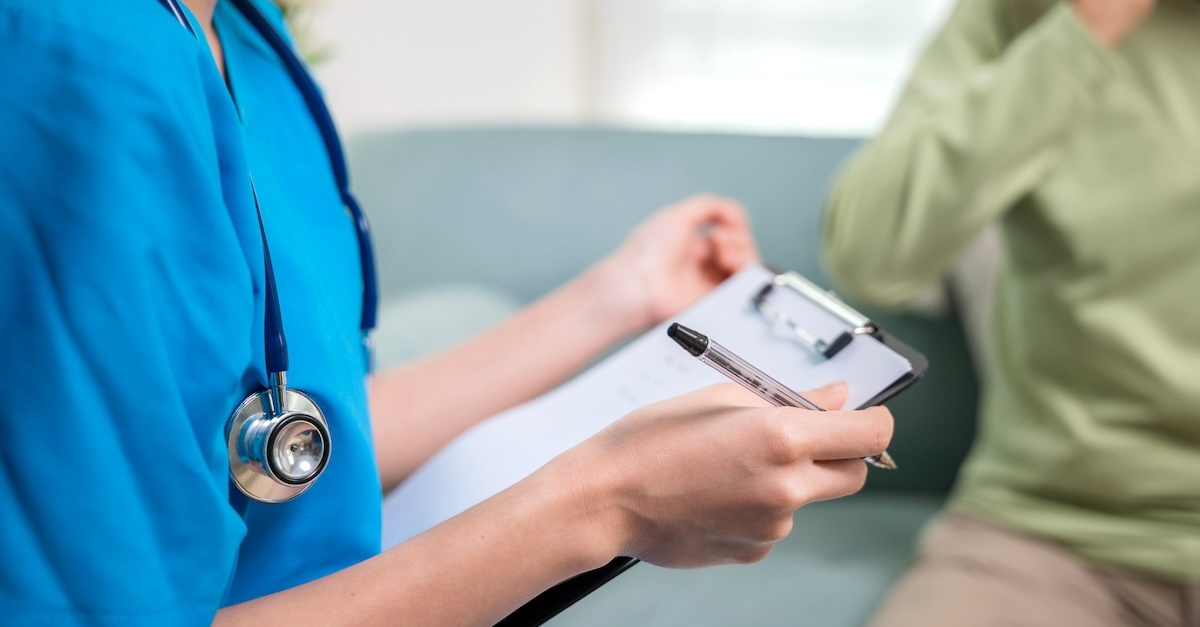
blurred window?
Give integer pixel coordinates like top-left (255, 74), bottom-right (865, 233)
top-left (588, 0), bottom-right (955, 135)
top-left (312, 0), bottom-right (955, 136)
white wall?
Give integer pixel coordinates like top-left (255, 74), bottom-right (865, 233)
top-left (310, 0), bottom-right (586, 137)
top-left (307, 0), bottom-right (956, 138)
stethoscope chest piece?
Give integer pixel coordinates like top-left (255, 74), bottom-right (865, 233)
top-left (227, 380), bottom-right (331, 504)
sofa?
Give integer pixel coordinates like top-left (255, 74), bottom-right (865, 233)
top-left (347, 127), bottom-right (980, 626)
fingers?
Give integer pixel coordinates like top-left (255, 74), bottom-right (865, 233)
top-left (690, 381), bottom-right (775, 409)
top-left (672, 194), bottom-right (749, 229)
top-left (698, 380), bottom-right (848, 413)
top-left (792, 458), bottom-right (870, 504)
top-left (708, 225), bottom-right (761, 274)
top-left (695, 382), bottom-right (890, 462)
top-left (778, 405), bottom-right (894, 461)
top-left (672, 194), bottom-right (760, 276)
top-left (799, 381), bottom-right (849, 411)
top-left (603, 381), bottom-right (886, 569)
top-left (756, 459), bottom-right (868, 517)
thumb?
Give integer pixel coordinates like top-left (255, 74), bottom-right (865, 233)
top-left (802, 381), bottom-right (850, 411)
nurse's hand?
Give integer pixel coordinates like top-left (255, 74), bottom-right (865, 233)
top-left (548, 381), bottom-right (892, 567)
top-left (596, 194), bottom-right (759, 333)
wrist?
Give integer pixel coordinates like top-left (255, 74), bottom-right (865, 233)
top-left (575, 256), bottom-right (656, 339)
top-left (528, 442), bottom-right (631, 570)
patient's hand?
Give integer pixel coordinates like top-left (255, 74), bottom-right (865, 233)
top-left (598, 194), bottom-right (760, 332)
top-left (1073, 0), bottom-right (1155, 47)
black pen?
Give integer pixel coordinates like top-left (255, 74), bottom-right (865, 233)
top-left (667, 322), bottom-right (897, 470)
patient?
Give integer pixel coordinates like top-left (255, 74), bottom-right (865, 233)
top-left (822, 0), bottom-right (1200, 624)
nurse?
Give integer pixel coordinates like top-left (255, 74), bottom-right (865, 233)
top-left (0, 0), bottom-right (894, 624)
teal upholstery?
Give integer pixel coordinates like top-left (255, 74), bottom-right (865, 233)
top-left (347, 127), bottom-right (980, 625)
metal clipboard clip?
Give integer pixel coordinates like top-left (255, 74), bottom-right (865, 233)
top-left (751, 272), bottom-right (880, 360)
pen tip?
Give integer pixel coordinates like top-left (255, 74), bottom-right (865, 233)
top-left (872, 451), bottom-right (898, 470)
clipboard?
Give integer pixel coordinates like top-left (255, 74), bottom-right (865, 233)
top-left (496, 269), bottom-right (928, 627)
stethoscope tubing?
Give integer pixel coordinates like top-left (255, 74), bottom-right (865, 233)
top-left (156, 0), bottom-right (378, 372)
top-left (225, 0), bottom-right (378, 335)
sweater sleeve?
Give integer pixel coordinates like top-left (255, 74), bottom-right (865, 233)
top-left (821, 0), bottom-right (1114, 308)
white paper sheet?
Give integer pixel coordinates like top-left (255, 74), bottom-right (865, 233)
top-left (381, 264), bottom-right (910, 547)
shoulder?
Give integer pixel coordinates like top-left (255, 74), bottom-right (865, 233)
top-left (928, 0), bottom-right (1059, 43)
top-left (946, 0), bottom-right (1060, 43)
top-left (997, 0), bottom-right (1061, 40)
top-left (0, 0), bottom-right (244, 290)
top-left (0, 0), bottom-right (228, 152)
top-left (0, 0), bottom-right (200, 64)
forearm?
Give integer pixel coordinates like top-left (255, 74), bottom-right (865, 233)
top-left (215, 456), bottom-right (617, 626)
top-left (216, 365), bottom-right (895, 625)
top-left (370, 260), bottom-right (643, 491)
top-left (823, 2), bottom-right (1114, 308)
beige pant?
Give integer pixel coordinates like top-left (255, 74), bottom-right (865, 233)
top-left (870, 512), bottom-right (1200, 627)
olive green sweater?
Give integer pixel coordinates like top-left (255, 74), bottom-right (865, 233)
top-left (823, 0), bottom-right (1200, 580)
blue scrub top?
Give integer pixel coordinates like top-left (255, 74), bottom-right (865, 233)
top-left (0, 0), bottom-right (382, 623)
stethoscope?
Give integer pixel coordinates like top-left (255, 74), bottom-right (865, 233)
top-left (157, 0), bottom-right (378, 503)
